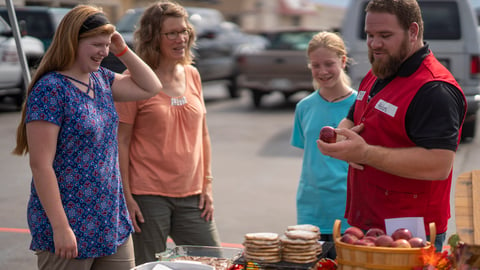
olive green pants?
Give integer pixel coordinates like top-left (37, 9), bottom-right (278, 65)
top-left (132, 194), bottom-right (221, 266)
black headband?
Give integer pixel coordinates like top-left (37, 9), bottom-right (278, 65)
top-left (79, 13), bottom-right (110, 35)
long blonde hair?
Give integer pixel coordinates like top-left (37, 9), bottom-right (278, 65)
top-left (12, 5), bottom-right (115, 155)
top-left (307, 31), bottom-right (352, 90)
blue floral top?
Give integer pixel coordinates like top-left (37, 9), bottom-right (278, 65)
top-left (25, 68), bottom-right (133, 259)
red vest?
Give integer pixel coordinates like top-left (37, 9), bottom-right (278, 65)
top-left (348, 53), bottom-right (465, 235)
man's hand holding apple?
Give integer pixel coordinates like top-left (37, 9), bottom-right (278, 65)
top-left (317, 124), bottom-right (369, 170)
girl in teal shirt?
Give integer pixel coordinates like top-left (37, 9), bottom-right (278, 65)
top-left (290, 32), bottom-right (356, 248)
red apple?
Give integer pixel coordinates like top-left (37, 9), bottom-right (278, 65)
top-left (354, 239), bottom-right (375, 246)
top-left (374, 235), bottom-right (394, 247)
top-left (391, 228), bottom-right (413, 241)
top-left (408, 237), bottom-right (426, 248)
top-left (319, 126), bottom-right (337, 143)
top-left (363, 236), bottom-right (377, 243)
top-left (340, 234), bottom-right (358, 244)
top-left (365, 228), bottom-right (385, 238)
top-left (344, 226), bottom-right (364, 240)
top-left (392, 239), bottom-right (411, 248)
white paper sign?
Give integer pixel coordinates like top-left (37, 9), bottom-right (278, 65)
top-left (384, 217), bottom-right (426, 241)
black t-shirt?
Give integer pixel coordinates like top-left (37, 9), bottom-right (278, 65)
top-left (346, 44), bottom-right (465, 151)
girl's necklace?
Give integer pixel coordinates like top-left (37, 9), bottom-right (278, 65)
top-left (320, 90), bottom-right (353, 103)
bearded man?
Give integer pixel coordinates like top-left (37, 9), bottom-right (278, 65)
top-left (317, 0), bottom-right (466, 252)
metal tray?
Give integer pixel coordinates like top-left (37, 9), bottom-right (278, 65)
top-left (132, 261), bottom-right (214, 270)
top-left (155, 245), bottom-right (243, 270)
top-left (156, 245), bottom-right (243, 260)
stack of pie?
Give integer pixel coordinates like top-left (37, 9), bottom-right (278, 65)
top-left (243, 232), bottom-right (281, 263)
top-left (280, 224), bottom-right (322, 264)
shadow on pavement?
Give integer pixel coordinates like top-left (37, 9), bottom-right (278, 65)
top-left (259, 126), bottom-right (303, 158)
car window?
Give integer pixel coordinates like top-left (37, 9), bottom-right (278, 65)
top-left (0, 8), bottom-right (68, 50)
top-left (0, 10), bottom-right (52, 39)
top-left (263, 31), bottom-right (317, 51)
top-left (358, 1), bottom-right (461, 40)
top-left (116, 10), bottom-right (140, 33)
top-left (0, 11), bottom-right (9, 28)
top-left (116, 7), bottom-right (224, 35)
top-left (50, 8), bottom-right (70, 29)
top-left (0, 16), bottom-right (10, 32)
top-left (21, 12), bottom-right (52, 39)
top-left (187, 7), bottom-right (224, 27)
top-left (420, 2), bottom-right (460, 39)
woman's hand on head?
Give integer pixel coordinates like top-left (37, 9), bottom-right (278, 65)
top-left (110, 31), bottom-right (127, 55)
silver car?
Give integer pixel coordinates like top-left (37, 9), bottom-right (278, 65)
top-left (0, 16), bottom-right (24, 107)
top-left (101, 7), bottom-right (265, 98)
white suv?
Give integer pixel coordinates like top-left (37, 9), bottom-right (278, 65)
top-left (0, 16), bottom-right (24, 107)
top-left (342, 0), bottom-right (480, 140)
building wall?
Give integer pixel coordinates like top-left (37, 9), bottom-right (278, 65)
top-left (179, 0), bottom-right (345, 32)
top-left (122, 0), bottom-right (345, 32)
top-left (305, 4), bottom-right (345, 32)
top-left (3, 0), bottom-right (345, 31)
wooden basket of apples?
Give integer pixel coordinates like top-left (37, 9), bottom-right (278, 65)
top-left (333, 219), bottom-right (435, 270)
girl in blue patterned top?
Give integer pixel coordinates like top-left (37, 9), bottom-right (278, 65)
top-left (12, 5), bottom-right (162, 270)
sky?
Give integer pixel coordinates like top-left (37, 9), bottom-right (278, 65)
top-left (312, 0), bottom-right (480, 9)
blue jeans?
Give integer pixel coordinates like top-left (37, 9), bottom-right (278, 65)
top-left (434, 232), bottom-right (446, 252)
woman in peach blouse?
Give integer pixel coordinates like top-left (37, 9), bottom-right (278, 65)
top-left (115, 1), bottom-right (221, 266)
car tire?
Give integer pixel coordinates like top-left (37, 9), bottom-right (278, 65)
top-left (14, 79), bottom-right (26, 110)
top-left (251, 89), bottom-right (264, 108)
top-left (227, 76), bottom-right (240, 99)
top-left (461, 116), bottom-right (476, 141)
top-left (27, 56), bottom-right (42, 71)
top-left (282, 92), bottom-right (295, 101)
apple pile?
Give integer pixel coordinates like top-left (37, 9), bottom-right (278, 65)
top-left (339, 226), bottom-right (427, 248)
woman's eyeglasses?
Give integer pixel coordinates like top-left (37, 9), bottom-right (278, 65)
top-left (161, 29), bottom-right (190, 40)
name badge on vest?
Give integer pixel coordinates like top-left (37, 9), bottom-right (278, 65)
top-left (375, 99), bottom-right (398, 117)
top-left (357, 91), bottom-right (367, 101)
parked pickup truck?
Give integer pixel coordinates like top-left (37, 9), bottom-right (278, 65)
top-left (235, 29), bottom-right (320, 107)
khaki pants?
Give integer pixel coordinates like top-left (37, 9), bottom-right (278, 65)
top-left (36, 235), bottom-right (134, 270)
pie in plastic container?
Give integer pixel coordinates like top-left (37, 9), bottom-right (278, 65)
top-left (131, 260), bottom-right (214, 270)
top-left (153, 245), bottom-right (243, 270)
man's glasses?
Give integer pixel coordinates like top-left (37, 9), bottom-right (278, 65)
top-left (161, 29), bottom-right (190, 40)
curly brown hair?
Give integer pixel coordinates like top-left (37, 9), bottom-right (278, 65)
top-left (134, 1), bottom-right (196, 69)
